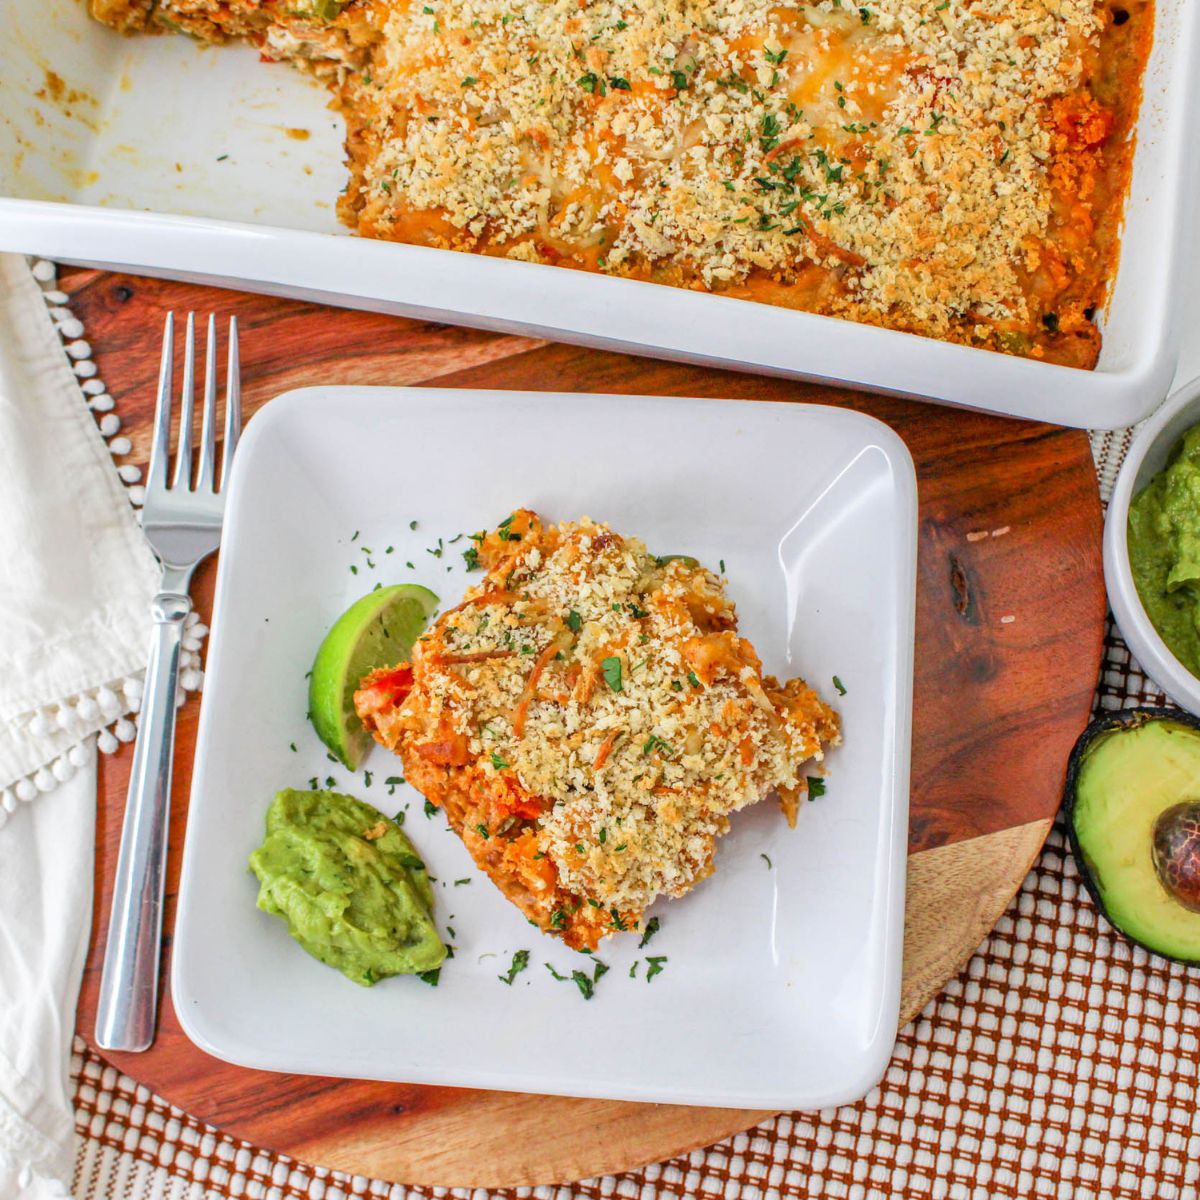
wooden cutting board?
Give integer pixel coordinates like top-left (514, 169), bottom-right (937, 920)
top-left (63, 266), bottom-right (1106, 1189)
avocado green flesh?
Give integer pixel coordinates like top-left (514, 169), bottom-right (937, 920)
top-left (249, 789), bottom-right (445, 986)
top-left (1128, 422), bottom-right (1200, 680)
top-left (1072, 720), bottom-right (1200, 961)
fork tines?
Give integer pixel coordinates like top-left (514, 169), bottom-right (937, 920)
top-left (148, 312), bottom-right (241, 497)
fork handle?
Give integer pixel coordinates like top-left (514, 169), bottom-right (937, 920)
top-left (96, 591), bottom-right (192, 1052)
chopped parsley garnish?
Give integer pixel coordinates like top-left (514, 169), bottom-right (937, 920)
top-left (610, 908), bottom-right (628, 931)
top-left (609, 76), bottom-right (632, 90)
top-left (423, 799), bottom-right (438, 818)
top-left (592, 959), bottom-right (609, 982)
top-left (670, 679), bottom-right (683, 692)
top-left (638, 916), bottom-right (660, 948)
top-left (601, 656), bottom-right (623, 692)
top-left (454, 877), bottom-right (472, 886)
top-left (764, 47), bottom-right (788, 65)
top-left (393, 810), bottom-right (406, 824)
top-left (642, 734), bottom-right (674, 758)
top-left (570, 970), bottom-right (596, 999)
top-left (759, 111), bottom-right (781, 152)
top-left (490, 751), bottom-right (510, 770)
top-left (550, 908), bottom-right (568, 928)
top-left (462, 546), bottom-right (480, 570)
top-left (687, 670), bottom-right (701, 689)
top-left (761, 853), bottom-right (773, 869)
top-left (807, 776), bottom-right (827, 799)
top-left (859, 6), bottom-right (871, 22)
top-left (289, 742), bottom-right (297, 752)
top-left (460, 75), bottom-right (477, 87)
top-left (833, 674), bottom-right (847, 696)
top-left (629, 960), bottom-right (640, 978)
top-left (566, 609), bottom-right (583, 632)
top-left (475, 822), bottom-right (491, 839)
top-left (627, 602), bottom-right (649, 619)
top-left (645, 956), bottom-right (668, 982)
top-left (498, 949), bottom-right (530, 985)
top-left (545, 963), bottom-right (569, 981)
top-left (363, 770), bottom-right (373, 787)
top-left (418, 967), bottom-right (441, 986)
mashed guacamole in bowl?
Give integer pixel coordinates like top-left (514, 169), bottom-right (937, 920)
top-left (1128, 421), bottom-right (1200, 681)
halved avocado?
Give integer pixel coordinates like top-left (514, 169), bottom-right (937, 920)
top-left (1066, 708), bottom-right (1200, 964)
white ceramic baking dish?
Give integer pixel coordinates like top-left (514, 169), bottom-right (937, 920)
top-left (1, 0), bottom-right (1197, 428)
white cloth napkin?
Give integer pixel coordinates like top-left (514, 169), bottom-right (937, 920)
top-left (0, 253), bottom-right (157, 806)
top-left (0, 254), bottom-right (157, 1197)
top-left (0, 751), bottom-right (95, 1200)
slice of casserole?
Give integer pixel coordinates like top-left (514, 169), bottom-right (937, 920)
top-left (355, 510), bottom-right (839, 949)
top-left (88, 0), bottom-right (375, 73)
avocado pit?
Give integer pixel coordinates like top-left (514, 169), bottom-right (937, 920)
top-left (1152, 802), bottom-right (1200, 913)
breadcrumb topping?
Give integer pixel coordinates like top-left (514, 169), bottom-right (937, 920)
top-left (93, 0), bottom-right (1151, 364)
top-left (337, 0), bottom-right (1108, 335)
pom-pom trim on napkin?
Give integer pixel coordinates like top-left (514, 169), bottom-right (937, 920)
top-left (0, 262), bottom-right (207, 826)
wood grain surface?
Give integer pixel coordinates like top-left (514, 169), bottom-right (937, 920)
top-left (61, 267), bottom-right (1106, 1188)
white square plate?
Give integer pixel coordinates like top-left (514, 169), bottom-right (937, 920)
top-left (175, 387), bottom-right (916, 1109)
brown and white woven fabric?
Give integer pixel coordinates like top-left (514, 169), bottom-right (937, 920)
top-left (66, 428), bottom-right (1197, 1200)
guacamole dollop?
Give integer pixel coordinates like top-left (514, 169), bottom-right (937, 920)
top-left (249, 789), bottom-right (446, 986)
top-left (1128, 421), bottom-right (1200, 680)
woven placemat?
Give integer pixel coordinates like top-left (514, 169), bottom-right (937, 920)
top-left (69, 430), bottom-right (1195, 1200)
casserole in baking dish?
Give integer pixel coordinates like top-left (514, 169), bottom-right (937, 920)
top-left (1, 0), bottom-right (1197, 426)
top-left (89, 0), bottom-right (1151, 369)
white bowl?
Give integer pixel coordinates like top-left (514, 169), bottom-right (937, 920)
top-left (1104, 377), bottom-right (1200, 716)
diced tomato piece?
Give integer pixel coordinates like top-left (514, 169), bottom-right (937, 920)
top-left (506, 793), bottom-right (548, 820)
top-left (355, 665), bottom-right (414, 718)
top-left (495, 775), bottom-right (548, 820)
top-left (414, 732), bottom-right (472, 767)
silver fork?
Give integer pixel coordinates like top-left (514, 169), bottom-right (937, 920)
top-left (96, 312), bottom-right (241, 1053)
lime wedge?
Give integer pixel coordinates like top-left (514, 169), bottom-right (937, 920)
top-left (308, 584), bottom-right (438, 770)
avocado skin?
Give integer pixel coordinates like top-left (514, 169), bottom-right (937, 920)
top-left (1064, 707), bottom-right (1200, 967)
